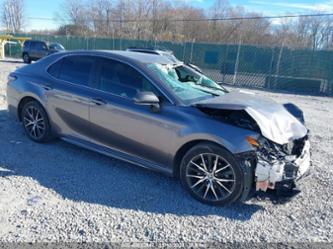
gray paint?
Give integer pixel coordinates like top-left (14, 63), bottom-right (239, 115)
top-left (196, 91), bottom-right (308, 144)
top-left (7, 50), bottom-right (273, 176)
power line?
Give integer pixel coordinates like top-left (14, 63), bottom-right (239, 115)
top-left (26, 12), bottom-right (333, 23)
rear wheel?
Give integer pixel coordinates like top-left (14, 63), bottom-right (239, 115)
top-left (180, 143), bottom-right (244, 205)
top-left (23, 53), bottom-right (31, 64)
top-left (21, 101), bottom-right (52, 142)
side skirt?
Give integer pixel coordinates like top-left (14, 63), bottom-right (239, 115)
top-left (60, 136), bottom-right (173, 177)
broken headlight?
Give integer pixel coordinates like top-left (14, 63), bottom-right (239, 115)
top-left (246, 136), bottom-right (277, 156)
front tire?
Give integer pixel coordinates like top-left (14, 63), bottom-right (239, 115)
top-left (21, 101), bottom-right (52, 143)
top-left (180, 143), bottom-right (244, 206)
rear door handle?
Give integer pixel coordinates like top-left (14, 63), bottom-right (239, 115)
top-left (91, 98), bottom-right (107, 106)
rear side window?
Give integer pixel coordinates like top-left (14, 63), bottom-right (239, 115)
top-left (48, 56), bottom-right (95, 86)
top-left (31, 42), bottom-right (46, 50)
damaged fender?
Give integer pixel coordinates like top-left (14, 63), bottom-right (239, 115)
top-left (195, 91), bottom-right (311, 194)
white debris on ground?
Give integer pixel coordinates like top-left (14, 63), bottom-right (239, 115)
top-left (0, 59), bottom-right (332, 243)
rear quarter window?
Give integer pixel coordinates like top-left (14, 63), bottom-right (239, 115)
top-left (47, 60), bottom-right (62, 78)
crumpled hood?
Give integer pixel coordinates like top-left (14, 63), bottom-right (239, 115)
top-left (195, 91), bottom-right (308, 145)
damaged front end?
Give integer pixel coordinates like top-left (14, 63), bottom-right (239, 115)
top-left (195, 92), bottom-right (312, 200)
top-left (235, 134), bottom-right (311, 202)
top-left (252, 135), bottom-right (311, 193)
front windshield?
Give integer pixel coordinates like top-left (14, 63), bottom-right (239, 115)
top-left (147, 63), bottom-right (225, 103)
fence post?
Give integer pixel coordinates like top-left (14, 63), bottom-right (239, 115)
top-left (190, 39), bottom-right (195, 63)
top-left (112, 29), bottom-right (115, 50)
top-left (267, 47), bottom-right (275, 89)
top-left (274, 43), bottom-right (284, 89)
top-left (233, 39), bottom-right (242, 85)
top-left (0, 40), bottom-right (5, 59)
top-left (182, 41), bottom-right (187, 62)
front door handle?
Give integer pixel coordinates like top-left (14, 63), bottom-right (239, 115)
top-left (91, 98), bottom-right (107, 106)
top-left (41, 84), bottom-right (53, 91)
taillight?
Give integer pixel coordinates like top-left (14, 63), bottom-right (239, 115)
top-left (7, 74), bottom-right (17, 84)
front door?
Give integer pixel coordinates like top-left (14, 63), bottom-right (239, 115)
top-left (89, 57), bottom-right (177, 168)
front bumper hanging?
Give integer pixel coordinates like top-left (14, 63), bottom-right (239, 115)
top-left (255, 139), bottom-right (311, 192)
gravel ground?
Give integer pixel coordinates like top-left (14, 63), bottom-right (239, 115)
top-left (0, 59), bottom-right (332, 244)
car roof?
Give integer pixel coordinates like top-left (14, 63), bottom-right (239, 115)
top-left (56, 50), bottom-right (176, 64)
top-left (25, 40), bottom-right (46, 43)
top-left (127, 47), bottom-right (173, 55)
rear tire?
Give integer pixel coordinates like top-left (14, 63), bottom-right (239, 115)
top-left (21, 101), bottom-right (52, 143)
top-left (180, 143), bottom-right (244, 206)
top-left (23, 53), bottom-right (31, 64)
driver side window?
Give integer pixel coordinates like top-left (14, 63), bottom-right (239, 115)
top-left (97, 58), bottom-right (161, 100)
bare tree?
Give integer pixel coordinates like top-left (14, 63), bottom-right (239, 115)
top-left (53, 0), bottom-right (333, 49)
top-left (58, 0), bottom-right (91, 36)
top-left (1, 0), bottom-right (25, 33)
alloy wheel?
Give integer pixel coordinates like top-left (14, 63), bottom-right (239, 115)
top-left (185, 153), bottom-right (236, 202)
top-left (23, 106), bottom-right (46, 139)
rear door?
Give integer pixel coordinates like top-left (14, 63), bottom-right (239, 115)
top-left (46, 55), bottom-right (97, 142)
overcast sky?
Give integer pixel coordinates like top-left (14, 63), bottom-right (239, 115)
top-left (20, 0), bottom-right (333, 31)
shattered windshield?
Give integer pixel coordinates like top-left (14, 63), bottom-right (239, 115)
top-left (147, 63), bottom-right (225, 103)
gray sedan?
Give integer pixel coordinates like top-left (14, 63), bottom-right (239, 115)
top-left (6, 50), bottom-right (311, 205)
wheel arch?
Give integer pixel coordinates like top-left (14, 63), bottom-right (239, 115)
top-left (17, 96), bottom-right (46, 121)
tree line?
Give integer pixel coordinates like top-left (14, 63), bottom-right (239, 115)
top-left (1, 0), bottom-right (333, 50)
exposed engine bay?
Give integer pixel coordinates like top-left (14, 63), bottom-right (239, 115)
top-left (197, 98), bottom-right (311, 195)
top-left (197, 108), bottom-right (260, 133)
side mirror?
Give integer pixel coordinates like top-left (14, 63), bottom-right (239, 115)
top-left (134, 91), bottom-right (160, 113)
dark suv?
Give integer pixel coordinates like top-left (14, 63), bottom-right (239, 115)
top-left (22, 40), bottom-right (65, 63)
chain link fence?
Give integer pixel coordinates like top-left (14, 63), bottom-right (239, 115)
top-left (4, 33), bottom-right (333, 96)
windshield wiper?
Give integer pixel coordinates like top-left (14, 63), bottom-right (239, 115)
top-left (195, 77), bottom-right (228, 93)
top-left (194, 83), bottom-right (227, 94)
